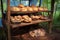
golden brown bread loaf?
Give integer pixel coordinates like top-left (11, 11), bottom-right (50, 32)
top-left (11, 15), bottom-right (24, 22)
top-left (31, 5), bottom-right (38, 12)
top-left (21, 7), bottom-right (27, 12)
top-left (26, 6), bottom-right (33, 12)
top-left (14, 16), bottom-right (22, 22)
top-left (10, 16), bottom-right (19, 22)
top-left (24, 17), bottom-right (32, 23)
top-left (29, 31), bottom-right (36, 37)
top-left (31, 15), bottom-right (40, 20)
top-left (22, 15), bottom-right (32, 23)
top-left (37, 29), bottom-right (46, 36)
top-left (38, 7), bottom-right (44, 11)
top-left (11, 7), bottom-right (20, 11)
top-left (31, 5), bottom-right (39, 12)
top-left (17, 15), bottom-right (24, 22)
top-left (10, 16), bottom-right (15, 21)
top-left (32, 7), bottom-right (38, 12)
top-left (39, 15), bottom-right (47, 20)
top-left (22, 15), bottom-right (29, 20)
top-left (29, 29), bottom-right (46, 37)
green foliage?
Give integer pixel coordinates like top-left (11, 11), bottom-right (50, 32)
top-left (55, 0), bottom-right (59, 2)
top-left (0, 12), bottom-right (1, 18)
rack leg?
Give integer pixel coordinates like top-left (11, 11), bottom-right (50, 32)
top-left (7, 24), bottom-right (11, 40)
top-left (48, 12), bottom-right (53, 34)
top-left (48, 21), bottom-right (52, 34)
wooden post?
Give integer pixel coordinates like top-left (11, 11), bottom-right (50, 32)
top-left (48, 0), bottom-right (55, 33)
top-left (7, 0), bottom-right (11, 40)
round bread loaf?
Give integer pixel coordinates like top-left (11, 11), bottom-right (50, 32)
top-left (38, 7), bottom-right (44, 11)
top-left (26, 6), bottom-right (33, 12)
top-left (21, 7), bottom-right (27, 12)
top-left (32, 7), bottom-right (38, 11)
top-left (11, 7), bottom-right (20, 11)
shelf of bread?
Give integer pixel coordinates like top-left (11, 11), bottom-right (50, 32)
top-left (21, 29), bottom-right (48, 40)
top-left (11, 28), bottom-right (50, 40)
top-left (10, 15), bottom-right (49, 23)
top-left (10, 4), bottom-right (51, 14)
top-left (10, 15), bottom-right (51, 28)
top-left (10, 19), bottom-right (51, 28)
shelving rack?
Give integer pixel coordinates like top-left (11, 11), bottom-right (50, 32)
top-left (1, 0), bottom-right (55, 40)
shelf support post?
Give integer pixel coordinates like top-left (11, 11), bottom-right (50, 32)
top-left (7, 0), bottom-right (11, 40)
top-left (48, 0), bottom-right (55, 34)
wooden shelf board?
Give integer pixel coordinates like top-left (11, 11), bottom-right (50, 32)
top-left (10, 19), bottom-right (51, 28)
top-left (11, 10), bottom-right (52, 14)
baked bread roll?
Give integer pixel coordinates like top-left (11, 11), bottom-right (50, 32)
top-left (22, 15), bottom-right (29, 20)
top-left (39, 15), bottom-right (47, 20)
top-left (29, 29), bottom-right (46, 37)
top-left (22, 15), bottom-right (32, 22)
top-left (14, 16), bottom-right (18, 20)
top-left (10, 16), bottom-right (21, 22)
top-left (26, 6), bottom-right (33, 12)
top-left (14, 16), bottom-right (23, 22)
top-left (24, 18), bottom-right (32, 23)
top-left (17, 15), bottom-right (24, 22)
top-left (37, 29), bottom-right (46, 36)
top-left (31, 5), bottom-right (38, 11)
top-left (14, 16), bottom-right (21, 22)
top-left (29, 30), bottom-right (39, 37)
top-left (21, 7), bottom-right (27, 12)
top-left (17, 15), bottom-right (22, 19)
top-left (32, 7), bottom-right (38, 12)
top-left (29, 31), bottom-right (36, 37)
top-left (31, 15), bottom-right (40, 20)
top-left (38, 7), bottom-right (44, 11)
top-left (18, 4), bottom-right (24, 8)
top-left (10, 16), bottom-right (15, 21)
top-left (35, 16), bottom-right (40, 19)
top-left (11, 7), bottom-right (20, 11)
